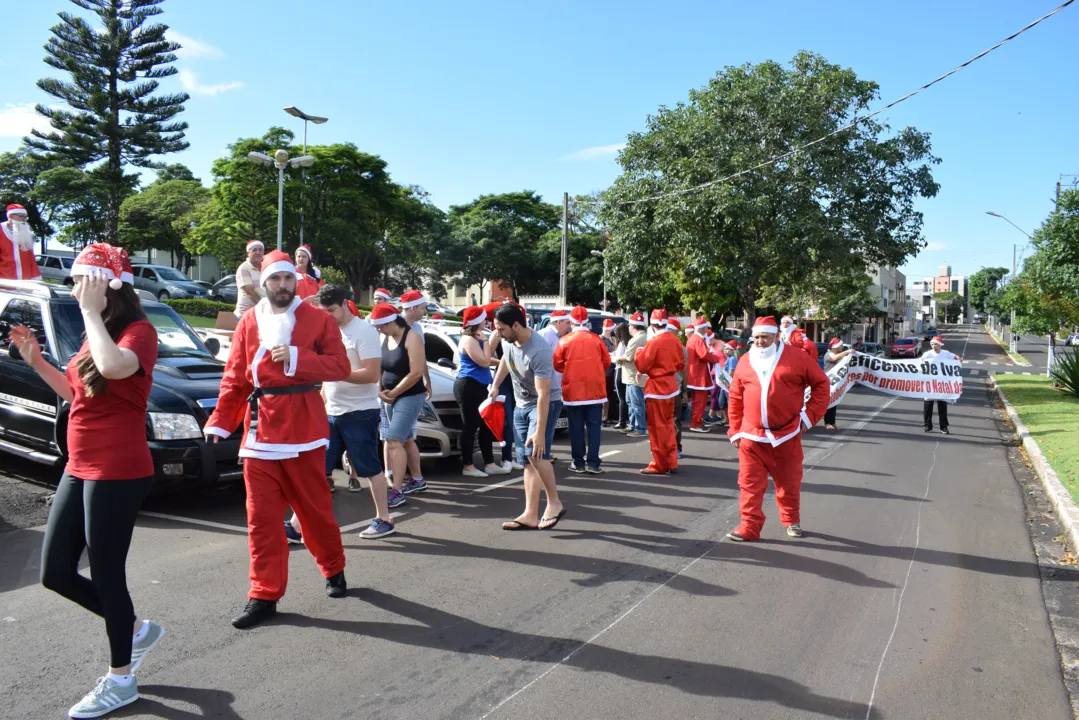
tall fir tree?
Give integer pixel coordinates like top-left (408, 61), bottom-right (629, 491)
top-left (28, 0), bottom-right (189, 244)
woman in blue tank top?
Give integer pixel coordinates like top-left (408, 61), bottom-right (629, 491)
top-left (454, 306), bottom-right (509, 479)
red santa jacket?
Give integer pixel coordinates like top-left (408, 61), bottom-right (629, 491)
top-left (0, 223), bottom-right (41, 280)
top-left (295, 273), bottom-right (324, 299)
top-left (685, 332), bottom-right (722, 390)
top-left (205, 297), bottom-right (350, 459)
top-left (635, 330), bottom-right (685, 400)
top-left (728, 342), bottom-right (829, 446)
top-left (553, 326), bottom-right (611, 405)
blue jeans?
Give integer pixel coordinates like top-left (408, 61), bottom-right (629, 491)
top-left (325, 409), bottom-right (382, 478)
top-left (627, 384), bottom-right (647, 434)
top-left (567, 403), bottom-right (602, 469)
top-left (513, 400), bottom-right (563, 461)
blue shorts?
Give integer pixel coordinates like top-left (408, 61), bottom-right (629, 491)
top-left (384, 393), bottom-right (424, 443)
top-left (325, 409), bottom-right (382, 478)
top-left (513, 400), bottom-right (563, 462)
top-left (380, 400), bottom-right (418, 442)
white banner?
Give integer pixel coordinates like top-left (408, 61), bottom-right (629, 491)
top-left (842, 352), bottom-right (963, 403)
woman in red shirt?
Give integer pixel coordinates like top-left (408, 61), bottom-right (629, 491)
top-left (294, 244), bottom-right (324, 299)
top-left (10, 244), bottom-right (163, 718)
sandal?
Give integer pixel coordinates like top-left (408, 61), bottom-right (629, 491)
top-left (539, 508), bottom-right (567, 530)
top-left (502, 519), bottom-right (538, 531)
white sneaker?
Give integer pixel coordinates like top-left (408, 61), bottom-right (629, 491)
top-left (511, 461), bottom-right (525, 471)
top-left (130, 621), bottom-right (165, 673)
top-left (68, 676), bottom-right (139, 718)
top-left (786, 524), bottom-right (803, 538)
top-left (485, 464), bottom-right (511, 475)
top-left (501, 460), bottom-right (514, 472)
top-left (462, 468), bottom-right (489, 478)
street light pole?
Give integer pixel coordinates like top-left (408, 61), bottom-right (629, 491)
top-left (591, 249), bottom-right (606, 311)
top-left (248, 150), bottom-right (317, 252)
top-left (284, 107), bottom-right (328, 249)
top-left (986, 211), bottom-right (1032, 354)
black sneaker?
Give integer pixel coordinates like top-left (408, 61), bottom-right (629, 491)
top-left (231, 599), bottom-right (277, 629)
top-left (327, 477), bottom-right (336, 494)
top-left (326, 571), bottom-right (347, 598)
top-left (941, 428), bottom-right (950, 435)
top-left (569, 463), bottom-right (587, 474)
top-left (585, 466), bottom-right (604, 475)
top-left (347, 478), bottom-right (362, 492)
top-left (923, 427), bottom-right (932, 433)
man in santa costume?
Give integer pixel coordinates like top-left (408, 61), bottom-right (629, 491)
top-left (553, 305), bottom-right (611, 474)
top-left (373, 288), bottom-right (393, 304)
top-left (779, 315), bottom-right (796, 342)
top-left (727, 316), bottom-right (830, 542)
top-left (634, 309), bottom-right (685, 475)
top-left (686, 316), bottom-right (723, 433)
top-left (204, 250), bottom-right (352, 629)
top-left (0, 204), bottom-right (41, 281)
top-left (788, 328), bottom-right (819, 363)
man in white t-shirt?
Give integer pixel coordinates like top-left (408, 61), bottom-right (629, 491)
top-left (287, 285), bottom-right (395, 541)
top-left (920, 335), bottom-right (961, 435)
top-left (235, 240), bottom-right (266, 317)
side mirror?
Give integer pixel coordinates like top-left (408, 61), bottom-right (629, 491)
top-left (204, 337), bottom-right (221, 356)
top-left (437, 357), bottom-right (455, 369)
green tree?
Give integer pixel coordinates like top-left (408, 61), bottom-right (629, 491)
top-left (0, 151), bottom-right (62, 239)
top-left (27, 0), bottom-right (189, 243)
top-left (154, 163), bottom-right (198, 184)
top-left (967, 266), bottom-right (1009, 317)
top-left (34, 165), bottom-right (138, 249)
top-left (762, 265), bottom-right (881, 336)
top-left (600, 51), bottom-right (939, 320)
top-left (933, 291), bottom-right (963, 324)
top-left (119, 178), bottom-right (210, 271)
top-left (382, 187), bottom-right (459, 299)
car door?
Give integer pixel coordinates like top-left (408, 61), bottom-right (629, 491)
top-left (0, 296), bottom-right (63, 454)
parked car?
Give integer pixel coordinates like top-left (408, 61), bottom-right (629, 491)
top-left (535, 308), bottom-right (627, 336)
top-left (1065, 334), bottom-right (1078, 347)
top-left (890, 337), bottom-right (920, 358)
top-left (35, 254), bottom-right (74, 285)
top-left (0, 279), bottom-right (240, 491)
top-left (132, 264), bottom-right (210, 300)
top-left (923, 326), bottom-right (938, 341)
top-left (192, 280), bottom-right (214, 291)
top-left (210, 275), bottom-right (238, 305)
top-left (858, 342), bottom-right (885, 358)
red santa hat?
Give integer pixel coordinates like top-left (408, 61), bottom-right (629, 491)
top-left (70, 243), bottom-right (132, 290)
top-left (368, 303), bottom-right (400, 326)
top-left (6, 204), bottom-right (27, 219)
top-left (829, 337), bottom-right (843, 349)
top-left (781, 315), bottom-right (794, 324)
top-left (259, 249), bottom-right (297, 285)
top-left (667, 318), bottom-right (681, 332)
top-left (570, 306), bottom-right (589, 325)
top-left (725, 339), bottom-right (738, 349)
top-left (295, 244), bottom-right (314, 261)
top-left (431, 312), bottom-right (444, 320)
top-left (483, 301), bottom-right (503, 318)
top-left (462, 306), bottom-right (487, 327)
top-left (695, 317), bottom-right (711, 330)
top-left (602, 318), bottom-right (615, 329)
top-left (550, 309), bottom-right (569, 320)
top-left (649, 308), bottom-right (668, 327)
top-left (400, 289), bottom-right (426, 309)
top-left (930, 336), bottom-right (944, 346)
top-left (628, 312), bottom-right (647, 327)
top-left (752, 316), bottom-right (778, 334)
top-left (789, 329), bottom-right (806, 345)
top-left (246, 239), bottom-right (264, 252)
top-left (685, 324), bottom-right (696, 334)
top-left (373, 288), bottom-right (392, 301)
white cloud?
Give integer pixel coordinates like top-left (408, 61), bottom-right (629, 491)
top-left (179, 69), bottom-right (243, 97)
top-left (925, 241), bottom-right (948, 251)
top-left (0, 104), bottom-right (54, 138)
top-left (165, 30), bottom-right (223, 59)
top-left (560, 143), bottom-right (626, 162)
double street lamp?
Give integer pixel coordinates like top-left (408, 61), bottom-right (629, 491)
top-left (591, 249), bottom-right (607, 311)
top-left (284, 107), bottom-right (328, 247)
top-left (985, 210), bottom-right (1031, 354)
top-left (248, 149), bottom-right (315, 251)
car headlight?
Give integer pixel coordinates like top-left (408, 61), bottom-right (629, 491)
top-left (418, 402), bottom-right (439, 424)
top-left (148, 412), bottom-right (203, 440)
top-left (168, 285), bottom-right (189, 296)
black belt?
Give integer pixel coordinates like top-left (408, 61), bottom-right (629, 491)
top-left (247, 385), bottom-right (319, 429)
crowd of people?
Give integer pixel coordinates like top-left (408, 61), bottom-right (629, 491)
top-left (5, 232), bottom-right (965, 719)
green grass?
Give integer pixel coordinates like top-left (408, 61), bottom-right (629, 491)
top-left (179, 313), bottom-right (217, 329)
top-left (984, 324), bottom-right (1032, 365)
top-left (996, 374), bottom-right (1079, 505)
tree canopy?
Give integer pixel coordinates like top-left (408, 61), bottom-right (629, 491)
top-left (967, 267), bottom-right (1009, 317)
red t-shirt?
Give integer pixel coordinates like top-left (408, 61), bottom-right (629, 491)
top-left (64, 319), bottom-right (158, 480)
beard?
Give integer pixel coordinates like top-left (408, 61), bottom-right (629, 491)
top-left (270, 287), bottom-right (296, 309)
top-left (7, 221), bottom-right (35, 251)
top-left (748, 340), bottom-right (778, 372)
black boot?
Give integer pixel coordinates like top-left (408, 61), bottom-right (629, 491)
top-left (326, 571), bottom-right (347, 598)
top-left (232, 599), bottom-right (277, 629)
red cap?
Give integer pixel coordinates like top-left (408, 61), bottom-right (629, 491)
top-left (374, 288), bottom-right (392, 300)
top-left (667, 318), bottom-right (681, 331)
top-left (602, 318), bottom-right (615, 329)
top-left (368, 304), bottom-right (399, 326)
top-left (629, 313), bottom-right (646, 327)
top-left (752, 316), bottom-right (778, 334)
top-left (6, 204), bottom-right (27, 217)
top-left (462, 306), bottom-right (486, 326)
top-left (71, 243), bottom-right (131, 290)
top-left (649, 308), bottom-right (667, 326)
top-left (829, 337), bottom-right (843, 349)
top-left (295, 244), bottom-right (313, 261)
top-left (930, 336), bottom-right (944, 346)
top-left (246, 239), bottom-right (264, 252)
top-left (726, 339), bottom-right (738, 349)
top-left (570, 306), bottom-right (589, 325)
top-left (550, 309), bottom-right (568, 318)
top-left (400, 289), bottom-right (426, 308)
top-left (260, 250), bottom-right (297, 284)
top-left (695, 317), bottom-right (711, 329)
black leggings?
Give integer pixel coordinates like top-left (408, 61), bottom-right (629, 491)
top-left (40, 473), bottom-right (153, 668)
top-left (454, 376), bottom-right (495, 468)
top-left (614, 374), bottom-right (629, 426)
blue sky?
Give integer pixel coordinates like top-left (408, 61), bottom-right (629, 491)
top-left (2, 0), bottom-right (1076, 282)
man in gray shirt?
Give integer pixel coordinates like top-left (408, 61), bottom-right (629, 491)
top-left (489, 304), bottom-right (565, 531)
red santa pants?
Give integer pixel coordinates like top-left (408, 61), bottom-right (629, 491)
top-left (645, 397), bottom-right (678, 472)
top-left (690, 390), bottom-right (709, 428)
top-left (735, 435), bottom-right (804, 541)
top-left (244, 449), bottom-right (345, 601)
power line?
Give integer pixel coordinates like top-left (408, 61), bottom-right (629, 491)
top-left (577, 0), bottom-right (1074, 209)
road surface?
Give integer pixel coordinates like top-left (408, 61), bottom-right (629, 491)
top-left (0, 324), bottom-right (1071, 719)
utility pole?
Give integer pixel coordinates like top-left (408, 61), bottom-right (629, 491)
top-left (1010, 243), bottom-right (1016, 353)
top-left (559, 192), bottom-right (569, 306)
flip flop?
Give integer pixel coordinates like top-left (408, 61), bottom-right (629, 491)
top-left (539, 508), bottom-right (567, 530)
top-left (502, 520), bottom-right (539, 531)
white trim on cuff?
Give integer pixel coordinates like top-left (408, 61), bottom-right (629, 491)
top-left (284, 346), bottom-right (298, 377)
top-left (204, 426), bottom-right (231, 439)
top-left (800, 410), bottom-right (813, 429)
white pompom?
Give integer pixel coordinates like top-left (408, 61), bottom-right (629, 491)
top-left (109, 278), bottom-right (122, 290)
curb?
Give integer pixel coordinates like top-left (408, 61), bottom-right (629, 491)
top-left (983, 324), bottom-right (1033, 366)
top-left (990, 376), bottom-right (1079, 553)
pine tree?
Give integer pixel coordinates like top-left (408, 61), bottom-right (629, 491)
top-left (28, 0), bottom-right (189, 244)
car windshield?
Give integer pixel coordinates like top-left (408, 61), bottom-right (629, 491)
top-left (50, 302), bottom-right (214, 363)
top-left (60, 257), bottom-right (73, 268)
top-left (155, 267), bottom-right (190, 282)
top-left (895, 339), bottom-right (915, 346)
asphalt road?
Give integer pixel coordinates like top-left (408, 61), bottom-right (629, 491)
top-left (0, 324), bottom-right (1072, 719)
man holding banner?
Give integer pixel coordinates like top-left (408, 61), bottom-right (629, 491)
top-left (822, 338), bottom-right (855, 430)
top-left (727, 316), bottom-right (830, 542)
top-left (921, 336), bottom-right (961, 434)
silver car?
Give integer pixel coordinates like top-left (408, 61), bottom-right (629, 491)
top-left (35, 254), bottom-right (74, 286)
top-left (132, 264), bottom-right (210, 300)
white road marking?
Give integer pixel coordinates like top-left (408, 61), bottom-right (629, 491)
top-left (140, 511), bottom-right (248, 534)
top-left (599, 450), bottom-right (621, 458)
top-left (864, 442), bottom-right (937, 719)
top-left (474, 475), bottom-right (525, 493)
top-left (339, 511), bottom-right (405, 533)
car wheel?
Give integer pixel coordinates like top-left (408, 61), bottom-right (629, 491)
top-left (63, 278), bottom-right (74, 287)
top-left (158, 290), bottom-right (170, 300)
top-left (213, 295), bottom-right (224, 303)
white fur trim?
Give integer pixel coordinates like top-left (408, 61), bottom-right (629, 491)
top-left (369, 312), bottom-right (398, 326)
top-left (204, 426), bottom-right (231, 439)
top-left (260, 260), bottom-right (297, 283)
top-left (562, 397), bottom-right (606, 405)
top-left (629, 319), bottom-right (647, 327)
top-left (240, 435), bottom-right (329, 460)
top-left (571, 325), bottom-right (591, 332)
top-left (752, 324), bottom-right (778, 334)
top-left (246, 240), bottom-right (264, 251)
top-left (284, 345), bottom-right (297, 377)
top-left (687, 384), bottom-right (712, 391)
top-left (644, 389), bottom-right (680, 400)
top-left (466, 309), bottom-right (487, 327)
top-left (401, 296), bottom-right (426, 309)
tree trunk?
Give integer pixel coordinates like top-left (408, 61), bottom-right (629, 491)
top-left (740, 286), bottom-right (757, 324)
top-left (106, 7), bottom-right (121, 246)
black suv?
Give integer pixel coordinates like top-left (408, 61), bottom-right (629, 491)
top-left (0, 280), bottom-right (241, 491)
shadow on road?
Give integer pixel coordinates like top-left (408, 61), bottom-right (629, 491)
top-left (115, 685), bottom-right (244, 719)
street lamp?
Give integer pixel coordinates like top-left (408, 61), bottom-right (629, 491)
top-left (985, 210), bottom-right (1032, 354)
top-left (590, 249), bottom-right (606, 311)
top-left (248, 150), bottom-right (316, 251)
top-left (284, 107), bottom-right (328, 248)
